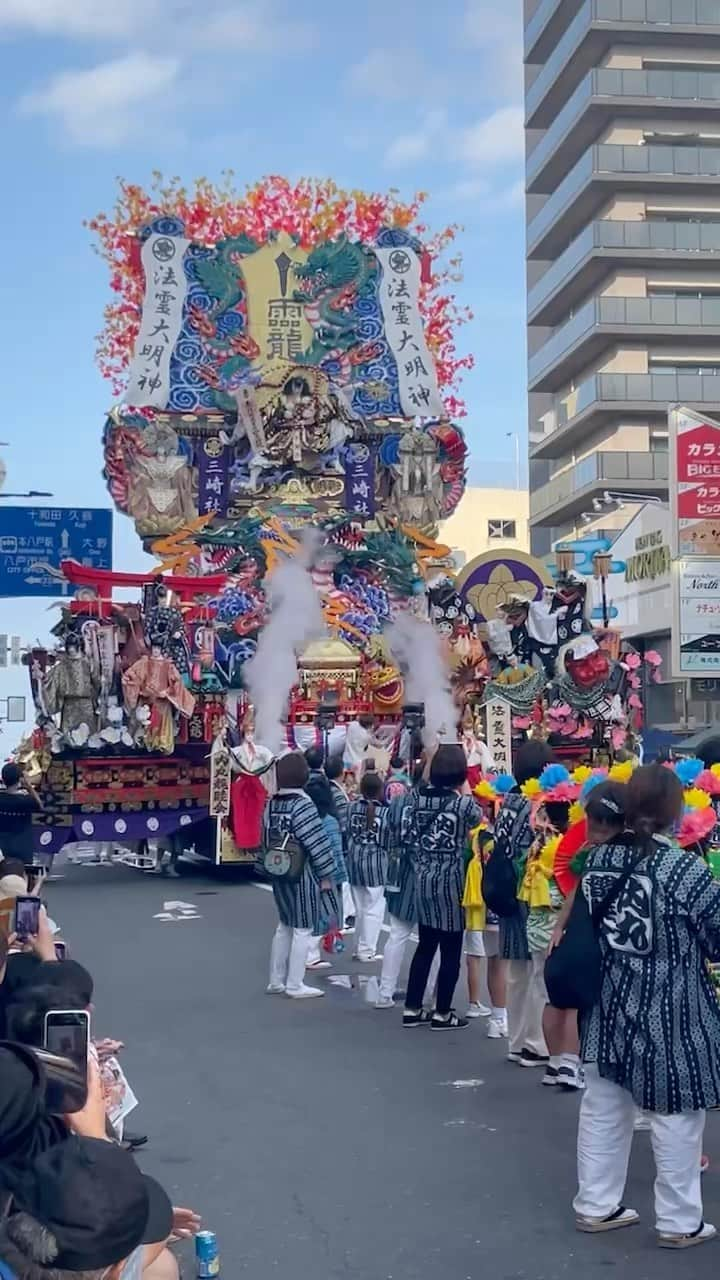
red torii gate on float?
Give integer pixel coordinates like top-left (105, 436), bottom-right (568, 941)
top-left (60, 559), bottom-right (229, 621)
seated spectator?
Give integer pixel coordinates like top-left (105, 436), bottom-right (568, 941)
top-left (0, 763), bottom-right (42, 865)
top-left (0, 1134), bottom-right (175, 1279)
top-left (0, 1042), bottom-right (67, 1165)
top-left (5, 984), bottom-right (86, 1050)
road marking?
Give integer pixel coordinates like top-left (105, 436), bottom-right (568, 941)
top-left (440, 1079), bottom-right (485, 1089)
top-left (153, 900), bottom-right (201, 922)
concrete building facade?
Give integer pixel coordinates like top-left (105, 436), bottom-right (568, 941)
top-left (524, 0), bottom-right (720, 556)
top-left (441, 487), bottom-right (530, 565)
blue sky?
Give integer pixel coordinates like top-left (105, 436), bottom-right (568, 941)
top-left (0, 0), bottom-right (526, 733)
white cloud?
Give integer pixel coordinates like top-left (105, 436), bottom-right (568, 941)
top-left (462, 2), bottom-right (523, 102)
top-left (347, 48), bottom-right (447, 102)
top-left (458, 105), bottom-right (524, 167)
top-left (384, 110), bottom-right (447, 168)
top-left (18, 51), bottom-right (181, 146)
top-left (0, 0), bottom-right (153, 37)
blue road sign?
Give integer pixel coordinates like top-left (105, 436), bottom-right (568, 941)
top-left (0, 507), bottom-right (112, 598)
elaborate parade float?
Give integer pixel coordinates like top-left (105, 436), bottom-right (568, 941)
top-left (22, 176), bottom-right (659, 865)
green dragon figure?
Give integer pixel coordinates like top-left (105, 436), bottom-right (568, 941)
top-left (193, 234), bottom-right (259, 319)
top-left (293, 235), bottom-right (376, 363)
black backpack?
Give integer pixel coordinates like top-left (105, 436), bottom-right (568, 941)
top-left (544, 849), bottom-right (648, 1011)
top-left (481, 798), bottom-right (529, 918)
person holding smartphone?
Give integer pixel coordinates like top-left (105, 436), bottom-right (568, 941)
top-left (0, 762), bottom-right (43, 864)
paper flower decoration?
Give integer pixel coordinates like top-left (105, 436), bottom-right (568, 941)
top-left (521, 777), bottom-right (542, 799)
top-left (581, 769), bottom-right (609, 801)
top-left (473, 779), bottom-right (496, 802)
top-left (675, 757), bottom-right (705, 786)
top-left (544, 782), bottom-right (581, 804)
top-left (644, 650), bottom-right (662, 667)
top-left (569, 801), bottom-right (585, 826)
top-left (712, 764), bottom-right (720, 779)
top-left (571, 765), bottom-right (593, 784)
top-left (539, 763), bottom-right (571, 789)
top-left (696, 769), bottom-right (720, 796)
top-left (608, 760), bottom-right (634, 783)
top-left (684, 787), bottom-right (712, 810)
top-left (624, 652), bottom-right (642, 669)
top-left (493, 773), bottom-right (516, 795)
top-left (677, 807), bottom-right (716, 849)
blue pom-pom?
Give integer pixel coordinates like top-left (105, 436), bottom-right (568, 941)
top-left (539, 763), bottom-right (570, 789)
top-left (674, 757), bottom-right (704, 785)
top-left (580, 772), bottom-right (606, 802)
top-left (493, 773), bottom-right (516, 794)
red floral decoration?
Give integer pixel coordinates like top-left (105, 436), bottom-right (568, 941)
top-left (87, 174), bottom-right (474, 413)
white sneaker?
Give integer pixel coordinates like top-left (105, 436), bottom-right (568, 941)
top-left (466, 1001), bottom-right (491, 1019)
top-left (374, 995), bottom-right (396, 1009)
top-left (266, 983), bottom-right (286, 994)
top-left (286, 984), bottom-right (325, 999)
top-left (306, 960), bottom-right (331, 971)
top-left (353, 953), bottom-right (382, 963)
top-left (487, 1016), bottom-right (508, 1039)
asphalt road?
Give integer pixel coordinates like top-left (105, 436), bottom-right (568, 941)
top-left (43, 858), bottom-right (720, 1280)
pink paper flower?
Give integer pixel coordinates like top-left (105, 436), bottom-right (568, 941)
top-left (628, 693), bottom-right (643, 709)
top-left (624, 652), bottom-right (642, 669)
top-left (644, 649), bottom-right (662, 667)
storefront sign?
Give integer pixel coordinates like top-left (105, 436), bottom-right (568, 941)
top-left (485, 698), bottom-right (512, 774)
top-left (670, 406), bottom-right (720, 557)
top-left (624, 529), bottom-right (671, 584)
top-left (673, 558), bottom-right (720, 676)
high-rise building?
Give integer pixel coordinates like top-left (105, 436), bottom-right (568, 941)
top-left (525, 0), bottom-right (720, 557)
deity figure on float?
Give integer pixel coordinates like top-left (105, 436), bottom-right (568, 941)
top-left (390, 429), bottom-right (443, 532)
top-left (122, 646), bottom-right (196, 754)
top-left (42, 634), bottom-right (100, 736)
top-left (126, 423), bottom-right (196, 535)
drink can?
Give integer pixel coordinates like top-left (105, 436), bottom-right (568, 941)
top-left (195, 1231), bottom-right (219, 1277)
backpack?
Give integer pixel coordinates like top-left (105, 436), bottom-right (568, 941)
top-left (481, 798), bottom-right (529, 918)
top-left (261, 812), bottom-right (307, 884)
top-left (544, 848), bottom-right (649, 1011)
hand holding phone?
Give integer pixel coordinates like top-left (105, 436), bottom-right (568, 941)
top-left (43, 1009), bottom-right (90, 1069)
top-left (14, 894), bottom-right (40, 941)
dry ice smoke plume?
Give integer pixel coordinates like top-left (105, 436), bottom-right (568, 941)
top-left (244, 532), bottom-right (325, 754)
top-left (387, 613), bottom-right (456, 747)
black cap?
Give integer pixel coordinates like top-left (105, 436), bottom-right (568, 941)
top-left (5, 1136), bottom-right (173, 1270)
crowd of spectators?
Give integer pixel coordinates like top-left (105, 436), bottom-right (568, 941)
top-left (0, 768), bottom-right (201, 1280)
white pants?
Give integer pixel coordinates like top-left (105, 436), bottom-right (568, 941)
top-left (379, 915), bottom-right (440, 1002)
top-left (341, 882), bottom-right (356, 923)
top-left (269, 924), bottom-right (313, 995)
top-left (353, 885), bottom-right (385, 959)
top-left (307, 935), bottom-right (323, 966)
top-left (574, 1065), bottom-right (705, 1234)
top-left (506, 953), bottom-right (548, 1057)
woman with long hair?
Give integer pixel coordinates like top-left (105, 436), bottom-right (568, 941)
top-left (574, 764), bottom-right (720, 1248)
top-left (346, 772), bottom-right (389, 963)
top-left (402, 745), bottom-right (482, 1031)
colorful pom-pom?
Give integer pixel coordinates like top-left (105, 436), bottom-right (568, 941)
top-left (684, 787), bottom-right (712, 810)
top-left (520, 778), bottom-right (542, 799)
top-left (608, 760), bottom-right (634, 783)
top-left (493, 773), bottom-right (516, 795)
top-left (539, 763), bottom-right (570, 789)
top-left (674, 757), bottom-right (705, 786)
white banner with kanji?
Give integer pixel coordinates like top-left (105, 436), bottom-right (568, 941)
top-left (375, 246), bottom-right (444, 418)
top-left (124, 233), bottom-right (190, 409)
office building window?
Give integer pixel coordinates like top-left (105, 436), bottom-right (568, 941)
top-left (488, 519), bottom-right (517, 540)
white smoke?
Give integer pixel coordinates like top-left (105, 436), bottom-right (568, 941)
top-left (387, 613), bottom-right (456, 747)
top-left (244, 535), bottom-right (326, 754)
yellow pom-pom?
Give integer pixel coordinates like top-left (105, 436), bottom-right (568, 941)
top-left (608, 760), bottom-right (634, 783)
top-left (521, 777), bottom-right (542, 798)
top-left (571, 765), bottom-right (593, 784)
top-left (712, 764), bottom-right (720, 779)
top-left (684, 787), bottom-right (711, 810)
top-left (569, 801), bottom-right (584, 826)
top-left (474, 780), bottom-right (496, 801)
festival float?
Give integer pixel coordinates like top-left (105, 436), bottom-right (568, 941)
top-left (22, 177), bottom-right (658, 867)
top-left (24, 176), bottom-right (478, 866)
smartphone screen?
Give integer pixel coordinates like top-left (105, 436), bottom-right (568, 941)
top-left (54, 941), bottom-right (67, 960)
top-left (43, 1010), bottom-right (90, 1070)
top-left (14, 895), bottom-right (40, 939)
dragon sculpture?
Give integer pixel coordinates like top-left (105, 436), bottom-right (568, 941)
top-left (293, 235), bottom-right (376, 364)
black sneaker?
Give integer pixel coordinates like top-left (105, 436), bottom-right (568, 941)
top-left (518, 1048), bottom-right (550, 1068)
top-left (542, 1065), bottom-right (559, 1087)
top-left (431, 1011), bottom-right (470, 1031)
top-left (345, 914), bottom-right (356, 929)
top-left (403, 1010), bottom-right (432, 1028)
